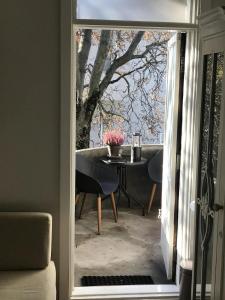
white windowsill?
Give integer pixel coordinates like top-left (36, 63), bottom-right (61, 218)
top-left (72, 284), bottom-right (179, 299)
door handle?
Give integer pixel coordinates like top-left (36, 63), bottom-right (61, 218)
top-left (213, 204), bottom-right (224, 212)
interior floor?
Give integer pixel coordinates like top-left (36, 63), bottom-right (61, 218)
top-left (75, 207), bottom-right (172, 286)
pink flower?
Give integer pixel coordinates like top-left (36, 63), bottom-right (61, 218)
top-left (103, 130), bottom-right (125, 146)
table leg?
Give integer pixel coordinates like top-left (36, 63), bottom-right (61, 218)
top-left (115, 164), bottom-right (145, 216)
top-left (116, 166), bottom-right (122, 210)
top-left (124, 166), bottom-right (131, 208)
top-left (120, 185), bottom-right (145, 216)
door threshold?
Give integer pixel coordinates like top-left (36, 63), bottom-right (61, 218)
top-left (72, 284), bottom-right (179, 299)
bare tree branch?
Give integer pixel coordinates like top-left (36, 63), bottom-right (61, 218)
top-left (99, 33), bottom-right (168, 99)
top-left (99, 102), bottom-right (129, 122)
top-left (131, 40), bottom-right (167, 59)
top-left (109, 59), bottom-right (155, 85)
top-left (99, 31), bottom-right (145, 94)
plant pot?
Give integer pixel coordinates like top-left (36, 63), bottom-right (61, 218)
top-left (108, 145), bottom-right (122, 157)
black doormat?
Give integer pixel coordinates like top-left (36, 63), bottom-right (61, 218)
top-left (81, 275), bottom-right (154, 286)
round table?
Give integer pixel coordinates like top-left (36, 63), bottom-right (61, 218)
top-left (101, 156), bottom-right (147, 215)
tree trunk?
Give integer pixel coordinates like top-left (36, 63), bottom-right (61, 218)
top-left (76, 117), bottom-right (91, 149)
top-left (76, 94), bottom-right (99, 149)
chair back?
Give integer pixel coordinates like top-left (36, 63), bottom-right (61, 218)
top-left (147, 150), bottom-right (163, 184)
top-left (76, 153), bottom-right (96, 177)
top-left (76, 154), bottom-right (102, 194)
top-left (76, 153), bottom-right (119, 195)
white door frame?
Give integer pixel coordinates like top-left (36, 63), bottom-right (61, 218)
top-left (175, 28), bottom-right (200, 284)
top-left (161, 33), bottom-right (181, 279)
top-left (59, 1), bottom-right (200, 299)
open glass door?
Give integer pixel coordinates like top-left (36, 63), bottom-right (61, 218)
top-left (161, 33), bottom-right (181, 279)
top-left (192, 51), bottom-right (225, 300)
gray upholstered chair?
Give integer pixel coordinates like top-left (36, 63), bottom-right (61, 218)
top-left (0, 212), bottom-right (56, 300)
top-left (76, 153), bottom-right (119, 235)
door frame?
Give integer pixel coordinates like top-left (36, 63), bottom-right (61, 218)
top-left (59, 0), bottom-right (200, 299)
top-left (175, 28), bottom-right (200, 284)
top-left (191, 7), bottom-right (225, 300)
top-left (161, 32), bottom-right (181, 279)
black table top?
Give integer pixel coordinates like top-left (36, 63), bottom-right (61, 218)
top-left (101, 156), bottom-right (147, 166)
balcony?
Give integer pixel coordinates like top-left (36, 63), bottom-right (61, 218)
top-left (74, 144), bottom-right (172, 287)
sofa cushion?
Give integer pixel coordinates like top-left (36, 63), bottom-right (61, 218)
top-left (0, 212), bottom-right (52, 270)
top-left (0, 261), bottom-right (56, 300)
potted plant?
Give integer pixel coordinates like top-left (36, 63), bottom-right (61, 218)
top-left (103, 129), bottom-right (125, 157)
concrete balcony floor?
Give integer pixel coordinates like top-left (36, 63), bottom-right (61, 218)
top-left (74, 207), bottom-right (172, 287)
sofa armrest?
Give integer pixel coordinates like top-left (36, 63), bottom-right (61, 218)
top-left (0, 212), bottom-right (52, 270)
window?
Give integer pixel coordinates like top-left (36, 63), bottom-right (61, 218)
top-left (76, 0), bottom-right (189, 23)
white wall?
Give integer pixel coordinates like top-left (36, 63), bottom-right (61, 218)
top-left (0, 0), bottom-right (60, 285)
top-left (77, 0), bottom-right (188, 23)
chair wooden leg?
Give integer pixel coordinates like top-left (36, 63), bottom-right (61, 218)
top-left (75, 193), bottom-right (80, 205)
top-left (97, 195), bottom-right (102, 235)
top-left (147, 183), bottom-right (157, 214)
top-left (79, 193), bottom-right (86, 219)
top-left (110, 192), bottom-right (118, 222)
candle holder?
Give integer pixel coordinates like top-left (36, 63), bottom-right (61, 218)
top-left (132, 133), bottom-right (142, 162)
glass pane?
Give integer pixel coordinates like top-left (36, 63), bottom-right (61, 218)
top-left (76, 0), bottom-right (188, 23)
top-left (212, 53), bottom-right (224, 179)
top-left (193, 52), bottom-right (224, 300)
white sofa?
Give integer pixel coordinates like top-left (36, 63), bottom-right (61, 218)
top-left (0, 212), bottom-right (56, 300)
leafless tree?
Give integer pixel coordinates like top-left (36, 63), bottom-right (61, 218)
top-left (76, 29), bottom-right (170, 149)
